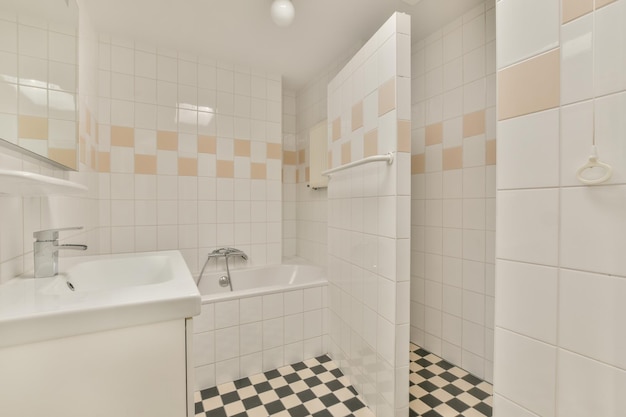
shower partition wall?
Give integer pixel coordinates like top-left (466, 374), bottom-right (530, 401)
top-left (325, 12), bottom-right (412, 417)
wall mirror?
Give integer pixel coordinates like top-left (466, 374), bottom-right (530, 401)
top-left (0, 0), bottom-right (79, 170)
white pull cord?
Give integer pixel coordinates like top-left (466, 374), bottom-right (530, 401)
top-left (576, 145), bottom-right (613, 185)
top-left (575, 3), bottom-right (613, 186)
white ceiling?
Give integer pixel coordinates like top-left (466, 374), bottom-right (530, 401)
top-left (84, 0), bottom-right (485, 90)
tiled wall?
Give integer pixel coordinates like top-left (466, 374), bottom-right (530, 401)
top-left (0, 8), bottom-right (79, 169)
top-left (282, 89), bottom-right (297, 258)
top-left (193, 284), bottom-right (327, 389)
top-left (326, 13), bottom-right (412, 417)
top-left (0, 0), bottom-right (100, 284)
top-left (410, 1), bottom-right (496, 382)
top-left (494, 0), bottom-right (626, 415)
top-left (96, 36), bottom-right (283, 273)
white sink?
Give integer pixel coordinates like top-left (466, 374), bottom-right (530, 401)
top-left (0, 251), bottom-right (201, 348)
top-left (43, 255), bottom-right (174, 294)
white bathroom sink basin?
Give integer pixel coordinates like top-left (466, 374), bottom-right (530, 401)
top-left (43, 255), bottom-right (174, 293)
top-left (0, 251), bottom-right (200, 348)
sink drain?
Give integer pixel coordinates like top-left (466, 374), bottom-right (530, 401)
top-left (66, 281), bottom-right (75, 291)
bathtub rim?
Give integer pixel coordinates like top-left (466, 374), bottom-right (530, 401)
top-left (198, 261), bottom-right (328, 304)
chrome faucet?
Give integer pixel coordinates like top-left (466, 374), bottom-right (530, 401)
top-left (33, 227), bottom-right (88, 278)
top-left (196, 247), bottom-right (248, 288)
top-left (207, 247), bottom-right (248, 261)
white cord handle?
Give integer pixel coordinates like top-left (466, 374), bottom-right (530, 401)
top-left (576, 147), bottom-right (613, 185)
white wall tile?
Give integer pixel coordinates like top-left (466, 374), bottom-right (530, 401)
top-left (496, 0), bottom-right (559, 69)
top-left (557, 349), bottom-right (626, 417)
top-left (561, 15), bottom-right (593, 105)
top-left (561, 186), bottom-right (626, 277)
top-left (496, 260), bottom-right (558, 344)
top-left (497, 189), bottom-right (559, 266)
top-left (559, 269), bottom-right (626, 369)
top-left (494, 329), bottom-right (557, 417)
top-left (594, 0), bottom-right (626, 96)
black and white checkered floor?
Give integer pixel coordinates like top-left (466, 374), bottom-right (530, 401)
top-left (194, 344), bottom-right (492, 417)
top-left (409, 343), bottom-right (492, 417)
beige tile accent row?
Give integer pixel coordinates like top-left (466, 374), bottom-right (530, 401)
top-left (486, 140), bottom-right (497, 165)
top-left (425, 123), bottom-right (443, 146)
top-left (352, 101), bottom-right (364, 131)
top-left (216, 160), bottom-right (234, 178)
top-left (596, 0), bottom-right (617, 9)
top-left (283, 151), bottom-right (297, 165)
top-left (364, 129), bottom-right (378, 157)
top-left (111, 126), bottom-right (134, 147)
top-left (463, 110), bottom-right (485, 138)
top-left (178, 157), bottom-right (197, 176)
top-left (49, 148), bottom-right (77, 170)
top-left (443, 147), bottom-right (463, 171)
top-left (341, 142), bottom-right (351, 165)
top-left (198, 135), bottom-right (216, 154)
top-left (18, 115), bottom-right (48, 140)
top-left (298, 149), bottom-right (306, 164)
top-left (98, 152), bottom-right (110, 173)
top-left (135, 154), bottom-right (157, 174)
top-left (498, 49), bottom-right (560, 121)
top-left (378, 77), bottom-right (396, 116)
top-left (234, 139), bottom-right (250, 157)
top-left (562, 0), bottom-right (593, 23)
top-left (267, 143), bottom-right (282, 159)
top-left (411, 153), bottom-right (425, 174)
top-left (398, 120), bottom-right (411, 153)
top-left (251, 163), bottom-right (267, 179)
top-left (157, 130), bottom-right (178, 150)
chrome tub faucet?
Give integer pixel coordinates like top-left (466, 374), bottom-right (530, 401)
top-left (33, 227), bottom-right (88, 278)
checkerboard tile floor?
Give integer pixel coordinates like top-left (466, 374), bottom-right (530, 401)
top-left (409, 343), bottom-right (493, 417)
top-left (194, 345), bottom-right (493, 417)
top-left (194, 355), bottom-right (374, 417)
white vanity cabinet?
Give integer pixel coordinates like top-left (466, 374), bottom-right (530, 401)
top-left (0, 318), bottom-right (195, 417)
top-left (0, 251), bottom-right (201, 417)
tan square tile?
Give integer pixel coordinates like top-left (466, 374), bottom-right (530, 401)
top-left (341, 141), bottom-right (351, 165)
top-left (234, 139), bottom-right (250, 157)
top-left (305, 167), bottom-right (310, 182)
top-left (178, 157), bottom-right (197, 176)
top-left (267, 143), bottom-right (282, 159)
top-left (562, 0), bottom-right (593, 23)
top-left (198, 135), bottom-right (216, 154)
top-left (332, 117), bottom-right (341, 141)
top-left (411, 153), bottom-right (425, 174)
top-left (463, 110), bottom-right (486, 138)
top-left (398, 120), bottom-right (411, 152)
top-left (486, 139), bottom-right (496, 165)
top-left (596, 0), bottom-right (617, 9)
top-left (135, 154), bottom-right (157, 174)
top-left (48, 148), bottom-right (77, 169)
top-left (425, 122), bottom-right (443, 146)
top-left (298, 149), bottom-right (305, 164)
top-left (18, 115), bottom-right (48, 140)
top-left (98, 152), bottom-right (110, 172)
top-left (216, 160), bottom-right (234, 178)
top-left (352, 101), bottom-right (364, 131)
top-left (364, 129), bottom-right (378, 157)
top-left (498, 49), bottom-right (560, 120)
top-left (443, 146), bottom-right (463, 171)
top-left (251, 162), bottom-right (266, 179)
top-left (111, 126), bottom-right (134, 147)
top-left (157, 130), bottom-right (178, 150)
top-left (283, 150), bottom-right (296, 165)
top-left (378, 77), bottom-right (396, 116)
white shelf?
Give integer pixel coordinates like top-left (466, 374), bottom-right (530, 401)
top-left (0, 169), bottom-right (88, 196)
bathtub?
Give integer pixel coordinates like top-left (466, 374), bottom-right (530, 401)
top-left (192, 262), bottom-right (328, 391)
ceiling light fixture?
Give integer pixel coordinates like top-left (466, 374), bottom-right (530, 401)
top-left (271, 0), bottom-right (295, 27)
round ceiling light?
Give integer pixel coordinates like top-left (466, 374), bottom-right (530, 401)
top-left (271, 0), bottom-right (295, 27)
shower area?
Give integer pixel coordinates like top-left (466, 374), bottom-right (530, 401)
top-left (289, 3), bottom-right (496, 416)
